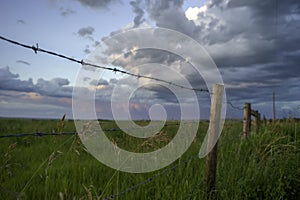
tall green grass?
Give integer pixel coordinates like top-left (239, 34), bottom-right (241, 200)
top-left (0, 118), bottom-right (299, 199)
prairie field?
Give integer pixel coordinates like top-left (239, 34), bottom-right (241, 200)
top-left (0, 118), bottom-right (299, 199)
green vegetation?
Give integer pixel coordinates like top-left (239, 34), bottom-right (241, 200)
top-left (0, 118), bottom-right (299, 199)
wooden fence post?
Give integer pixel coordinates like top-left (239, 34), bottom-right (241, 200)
top-left (243, 103), bottom-right (251, 139)
top-left (257, 111), bottom-right (261, 133)
top-left (272, 91), bottom-right (276, 123)
top-left (263, 115), bottom-right (267, 126)
top-left (253, 110), bottom-right (259, 134)
top-left (258, 112), bottom-right (261, 129)
top-left (206, 84), bottom-right (224, 198)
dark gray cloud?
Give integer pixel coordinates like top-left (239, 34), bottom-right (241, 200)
top-left (60, 7), bottom-right (76, 16)
top-left (17, 19), bottom-right (26, 25)
top-left (73, 0), bottom-right (118, 9)
top-left (145, 0), bottom-right (184, 15)
top-left (84, 44), bottom-right (91, 54)
top-left (77, 26), bottom-right (95, 37)
top-left (16, 60), bottom-right (30, 66)
top-left (3, 0), bottom-right (299, 119)
top-left (84, 48), bottom-right (91, 54)
top-left (93, 41), bottom-right (100, 47)
top-left (201, 0), bottom-right (299, 69)
top-left (83, 77), bottom-right (91, 82)
top-left (90, 79), bottom-right (109, 86)
top-left (0, 66), bottom-right (73, 98)
top-left (129, 0), bottom-right (299, 72)
top-left (36, 78), bottom-right (72, 98)
top-left (0, 66), bottom-right (34, 92)
top-left (93, 0), bottom-right (300, 119)
top-left (0, 66), bottom-right (18, 80)
top-left (145, 0), bottom-right (196, 36)
top-left (130, 0), bottom-right (145, 27)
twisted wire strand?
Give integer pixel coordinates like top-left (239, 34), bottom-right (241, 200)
top-left (226, 101), bottom-right (244, 110)
top-left (0, 122), bottom-right (183, 139)
top-left (0, 35), bottom-right (209, 93)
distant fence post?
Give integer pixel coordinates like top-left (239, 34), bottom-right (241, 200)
top-left (263, 115), bottom-right (267, 126)
top-left (243, 103), bottom-right (251, 139)
top-left (252, 110), bottom-right (260, 134)
top-left (258, 112), bottom-right (261, 129)
top-left (243, 105), bottom-right (262, 136)
top-left (205, 84), bottom-right (224, 198)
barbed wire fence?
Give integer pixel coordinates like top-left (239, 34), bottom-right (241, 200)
top-left (1, 21), bottom-right (293, 198)
top-left (0, 35), bottom-right (246, 199)
top-left (0, 115), bottom-right (242, 196)
top-left (0, 100), bottom-right (244, 138)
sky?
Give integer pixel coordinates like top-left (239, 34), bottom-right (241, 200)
top-left (0, 0), bottom-right (299, 120)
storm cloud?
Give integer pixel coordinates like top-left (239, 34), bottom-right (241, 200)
top-left (1, 0), bottom-right (299, 119)
top-left (73, 0), bottom-right (119, 9)
top-left (95, 0), bottom-right (300, 118)
top-left (130, 0), bottom-right (145, 27)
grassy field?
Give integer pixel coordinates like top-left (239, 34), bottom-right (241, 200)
top-left (0, 118), bottom-right (299, 199)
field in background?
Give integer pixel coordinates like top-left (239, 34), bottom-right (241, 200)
top-left (0, 118), bottom-right (299, 199)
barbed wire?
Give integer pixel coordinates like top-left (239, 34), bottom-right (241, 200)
top-left (0, 126), bottom-right (203, 198)
top-left (0, 132), bottom-right (77, 138)
top-left (0, 122), bottom-right (183, 139)
top-left (104, 155), bottom-right (200, 200)
top-left (0, 35), bottom-right (209, 93)
top-left (0, 121), bottom-right (222, 198)
top-left (226, 101), bottom-right (244, 110)
top-left (104, 122), bottom-right (180, 132)
top-left (1, 117), bottom-right (250, 140)
top-left (0, 122), bottom-right (202, 198)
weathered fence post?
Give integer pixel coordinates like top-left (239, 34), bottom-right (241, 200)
top-left (263, 115), bottom-right (267, 126)
top-left (243, 103), bottom-right (251, 139)
top-left (206, 84), bottom-right (224, 198)
top-left (256, 111), bottom-right (261, 133)
top-left (258, 112), bottom-right (261, 129)
top-left (272, 91), bottom-right (276, 123)
top-left (252, 110), bottom-right (260, 134)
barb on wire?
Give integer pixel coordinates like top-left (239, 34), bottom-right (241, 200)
top-left (0, 35), bottom-right (209, 93)
top-left (104, 155), bottom-right (198, 200)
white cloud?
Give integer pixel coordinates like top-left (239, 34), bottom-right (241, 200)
top-left (185, 5), bottom-right (207, 21)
